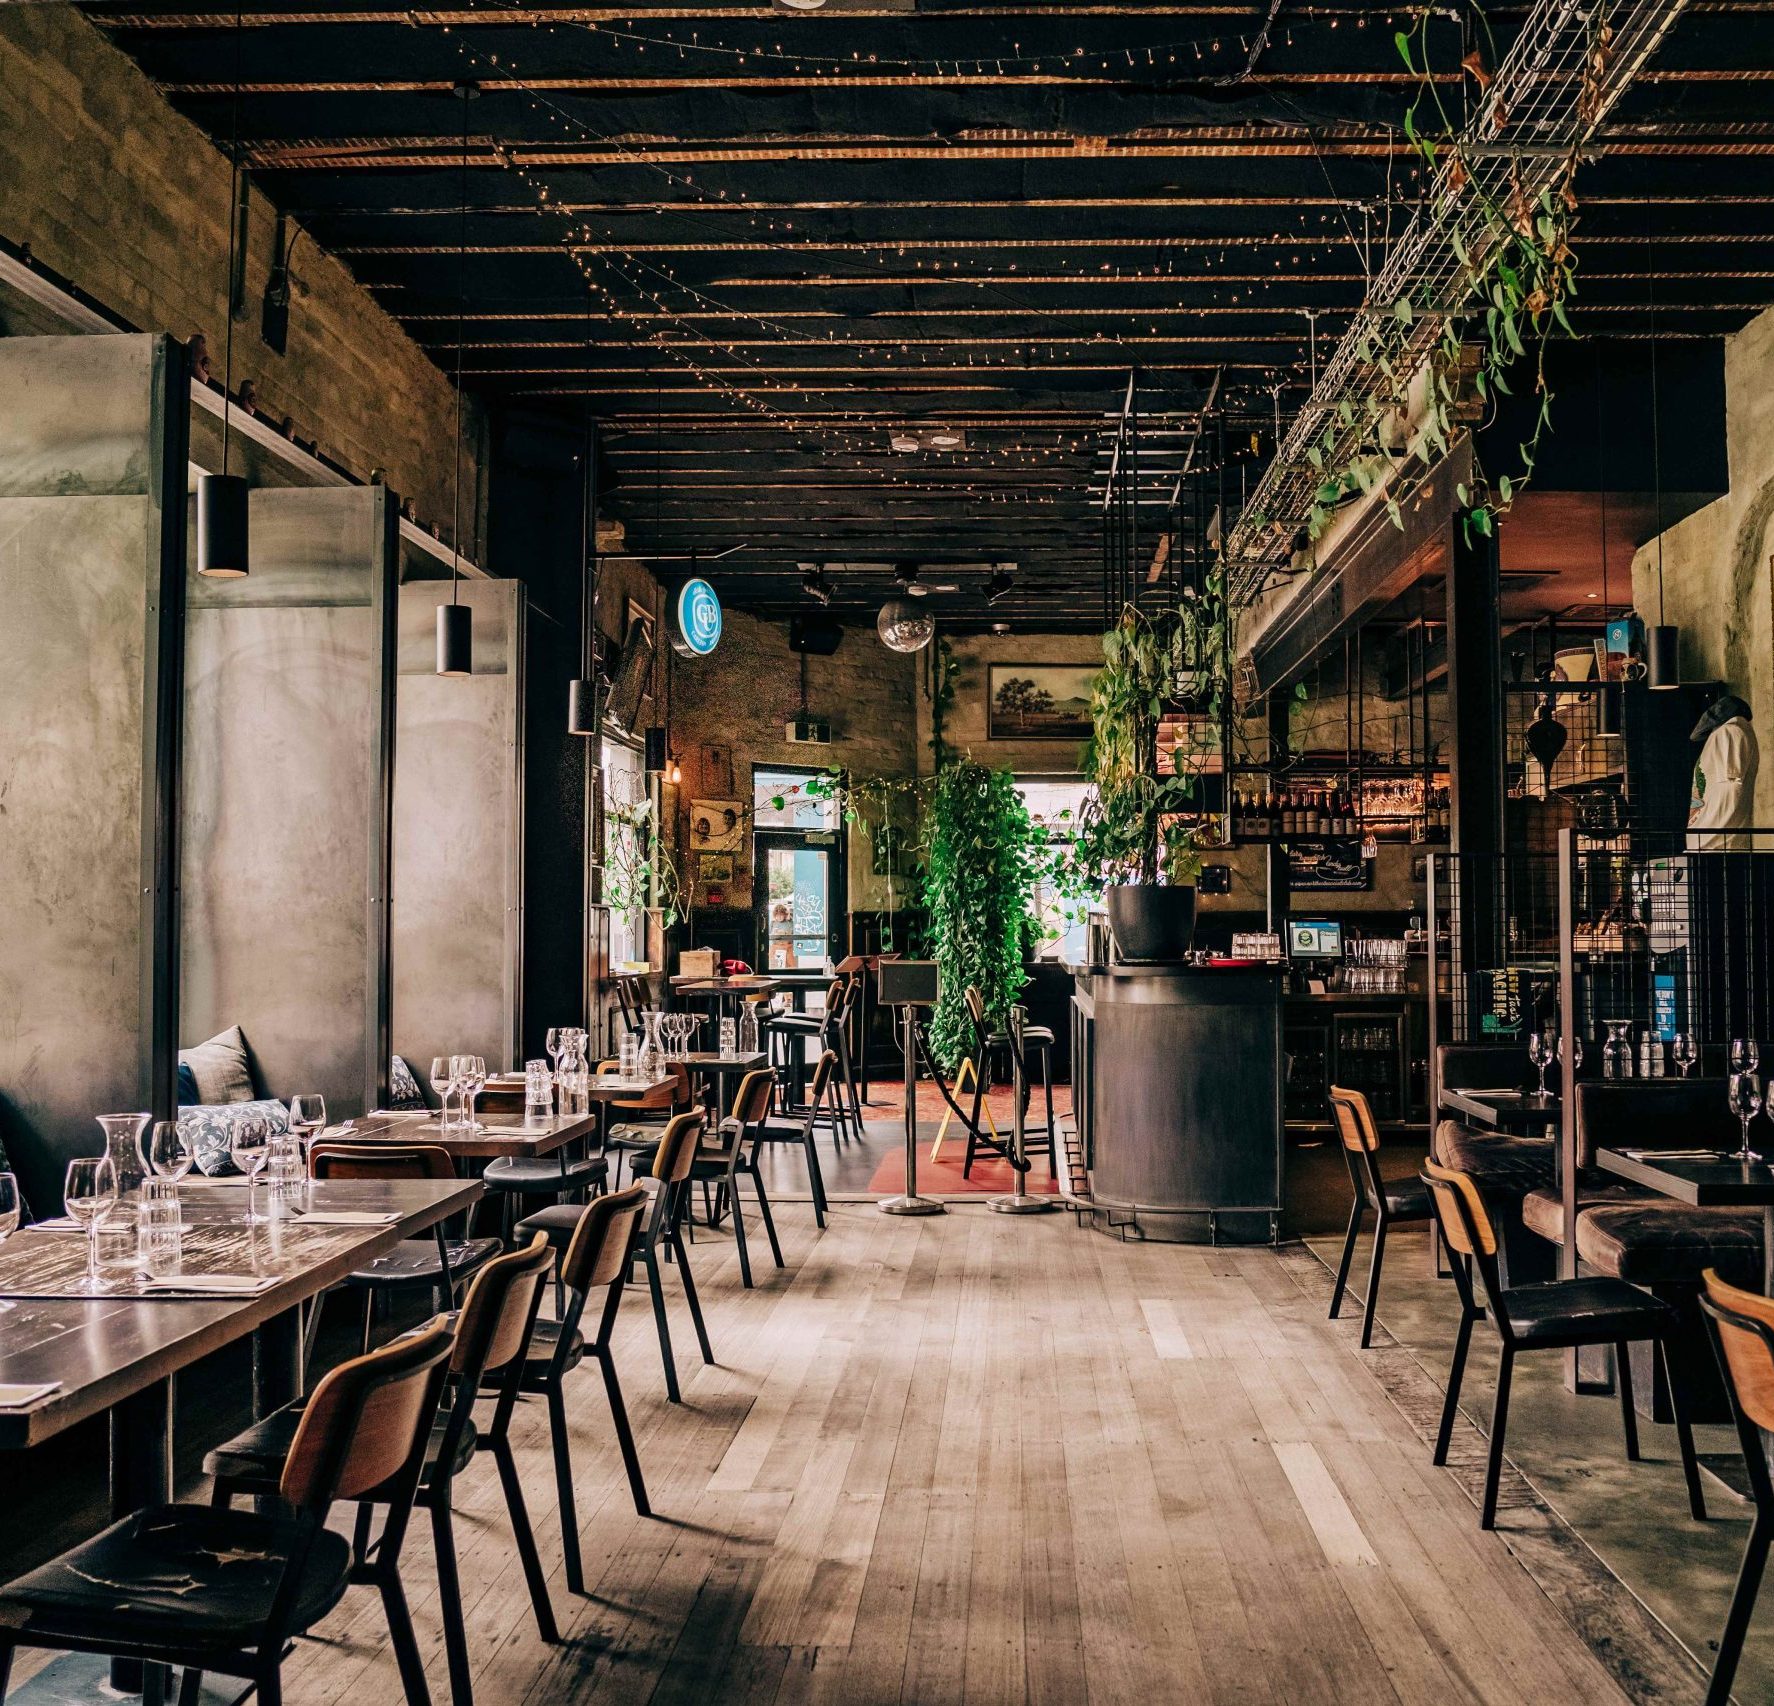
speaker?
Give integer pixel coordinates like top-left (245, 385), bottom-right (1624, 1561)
top-left (877, 959), bottom-right (939, 1006)
top-left (788, 613), bottom-right (844, 655)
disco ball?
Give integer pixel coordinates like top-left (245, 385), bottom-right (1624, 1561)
top-left (877, 597), bottom-right (935, 653)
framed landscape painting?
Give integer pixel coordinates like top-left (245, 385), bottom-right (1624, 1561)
top-left (987, 663), bottom-right (1097, 741)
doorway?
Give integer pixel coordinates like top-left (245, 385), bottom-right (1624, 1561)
top-left (751, 766), bottom-right (844, 970)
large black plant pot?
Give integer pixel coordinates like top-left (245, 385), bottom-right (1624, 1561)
top-left (1105, 884), bottom-right (1198, 963)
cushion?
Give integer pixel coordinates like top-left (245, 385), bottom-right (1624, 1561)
top-left (176, 1062), bottom-right (201, 1107)
top-left (1521, 1180), bottom-right (1653, 1245)
top-left (177, 1098), bottom-right (290, 1177)
top-left (1498, 1276), bottom-right (1678, 1347)
top-left (1433, 1119), bottom-right (1555, 1204)
top-left (178, 1025), bottom-right (255, 1105)
top-left (388, 1054), bottom-right (427, 1112)
top-left (1577, 1204), bottom-right (1764, 1287)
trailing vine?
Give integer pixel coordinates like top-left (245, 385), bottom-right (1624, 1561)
top-left (926, 635), bottom-right (960, 771)
top-left (605, 790), bottom-right (683, 932)
top-left (1292, 6), bottom-right (1609, 548)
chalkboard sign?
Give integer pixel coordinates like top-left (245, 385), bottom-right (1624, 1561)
top-left (1285, 840), bottom-right (1370, 891)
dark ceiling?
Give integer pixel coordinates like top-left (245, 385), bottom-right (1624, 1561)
top-left (81, 0), bottom-right (1774, 631)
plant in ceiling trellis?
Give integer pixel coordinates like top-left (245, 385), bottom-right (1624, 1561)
top-left (1292, 5), bottom-right (1612, 549)
top-left (922, 760), bottom-right (1046, 1073)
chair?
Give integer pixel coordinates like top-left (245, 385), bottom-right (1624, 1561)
top-left (303, 1144), bottom-right (501, 1367)
top-left (765, 976), bottom-right (851, 1126)
top-left (1326, 1086), bottom-right (1435, 1349)
top-left (1421, 1159), bottom-right (1705, 1531)
top-left (958, 987), bottom-right (1057, 1179)
top-left (0, 1324), bottom-right (454, 1706)
top-left (481, 1134), bottom-right (607, 1245)
top-left (515, 1185), bottom-right (654, 1579)
top-left (201, 1237), bottom-right (557, 1706)
top-left (605, 1060), bottom-right (693, 1186)
top-left (1698, 1268), bottom-right (1774, 1706)
top-left (629, 1069), bottom-right (783, 1290)
top-left (753, 1048), bottom-right (837, 1227)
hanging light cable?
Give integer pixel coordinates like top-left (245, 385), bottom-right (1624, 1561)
top-left (1596, 379), bottom-right (1622, 737)
top-left (196, 1), bottom-right (249, 578)
top-left (567, 292), bottom-right (601, 734)
top-left (436, 81), bottom-right (476, 677)
top-left (1645, 202), bottom-right (1679, 689)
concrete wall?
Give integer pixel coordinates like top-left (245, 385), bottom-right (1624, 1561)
top-left (1632, 305), bottom-right (1774, 821)
top-left (0, 3), bottom-right (475, 538)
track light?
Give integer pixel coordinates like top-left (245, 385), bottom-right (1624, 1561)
top-left (986, 568), bottom-right (1015, 605)
top-left (801, 568), bottom-right (832, 606)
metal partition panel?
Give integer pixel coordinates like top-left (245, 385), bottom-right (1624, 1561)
top-left (0, 334), bottom-right (185, 1214)
top-left (392, 580), bottom-right (524, 1079)
top-left (180, 486), bottom-right (396, 1117)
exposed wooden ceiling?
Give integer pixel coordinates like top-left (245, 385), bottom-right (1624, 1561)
top-left (81, 0), bottom-right (1774, 630)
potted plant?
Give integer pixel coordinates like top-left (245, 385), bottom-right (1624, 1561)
top-left (1063, 605), bottom-right (1219, 962)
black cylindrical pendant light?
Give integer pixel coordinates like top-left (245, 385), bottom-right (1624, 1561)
top-left (567, 676), bottom-right (601, 736)
top-left (198, 6), bottom-right (250, 580)
top-left (436, 601), bottom-right (472, 677)
top-left (1596, 682), bottom-right (1623, 737)
top-left (1648, 624), bottom-right (1680, 690)
top-left (436, 81), bottom-right (477, 678)
top-left (196, 472), bottom-right (249, 579)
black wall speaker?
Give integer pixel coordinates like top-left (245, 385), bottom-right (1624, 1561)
top-left (788, 613), bottom-right (844, 655)
top-left (877, 959), bottom-right (939, 1006)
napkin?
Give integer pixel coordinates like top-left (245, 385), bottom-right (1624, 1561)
top-left (139, 1274), bottom-right (277, 1296)
top-left (293, 1210), bottom-right (400, 1226)
top-left (0, 1383), bottom-right (59, 1409)
top-left (25, 1216), bottom-right (81, 1233)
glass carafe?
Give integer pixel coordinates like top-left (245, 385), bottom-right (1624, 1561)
top-left (738, 1001), bottom-right (761, 1058)
top-left (1602, 1020), bottom-right (1635, 1080)
top-left (638, 1010), bottom-right (664, 1075)
top-left (96, 1112), bottom-right (150, 1202)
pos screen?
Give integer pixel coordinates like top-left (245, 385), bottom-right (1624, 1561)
top-left (1289, 920), bottom-right (1343, 959)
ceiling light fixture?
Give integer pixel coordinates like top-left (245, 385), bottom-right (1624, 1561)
top-left (986, 568), bottom-right (1015, 605)
top-left (801, 567), bottom-right (833, 605)
top-left (877, 598), bottom-right (935, 653)
top-left (436, 81), bottom-right (477, 679)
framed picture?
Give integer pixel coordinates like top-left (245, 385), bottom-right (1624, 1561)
top-left (689, 798), bottom-right (745, 853)
top-left (696, 852), bottom-right (734, 884)
top-left (987, 663), bottom-right (1096, 741)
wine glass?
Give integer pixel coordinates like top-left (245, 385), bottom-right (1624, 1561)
top-left (1728, 1072), bottom-right (1765, 1163)
top-left (64, 1156), bottom-right (119, 1294)
top-left (0, 1173), bottom-right (19, 1313)
top-left (430, 1056), bottom-right (455, 1130)
top-left (230, 1115), bottom-right (273, 1223)
top-left (1558, 1034), bottom-right (1584, 1077)
top-left (288, 1094), bottom-right (327, 1151)
top-left (1672, 1034), bottom-right (1698, 1078)
top-left (454, 1055), bottom-right (486, 1132)
top-left (1527, 1031), bottom-right (1553, 1098)
top-left (142, 1120), bottom-right (193, 1183)
top-left (1732, 1039), bottom-right (1761, 1076)
top-left (546, 1027), bottom-right (565, 1080)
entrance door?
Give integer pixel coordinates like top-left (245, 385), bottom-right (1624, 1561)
top-left (755, 834), bottom-right (836, 969)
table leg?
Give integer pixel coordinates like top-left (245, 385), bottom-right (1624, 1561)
top-left (1765, 1205), bottom-right (1773, 1297)
top-left (110, 1379), bottom-right (173, 1701)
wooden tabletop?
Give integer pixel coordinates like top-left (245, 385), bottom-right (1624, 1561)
top-left (0, 1176), bottom-right (480, 1449)
top-left (349, 1107), bottom-right (604, 1159)
top-left (1595, 1147), bottom-right (1774, 1206)
top-left (678, 1050), bottom-right (769, 1073)
top-left (1439, 1086), bottom-right (1560, 1133)
top-left (674, 977), bottom-right (783, 996)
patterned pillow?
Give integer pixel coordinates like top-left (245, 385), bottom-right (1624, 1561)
top-left (389, 1054), bottom-right (427, 1111)
top-left (177, 1098), bottom-right (290, 1177)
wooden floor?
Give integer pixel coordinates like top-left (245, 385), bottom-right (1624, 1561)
top-left (87, 1207), bottom-right (1660, 1705)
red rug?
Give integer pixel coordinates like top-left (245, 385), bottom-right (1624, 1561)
top-left (864, 1136), bottom-right (1065, 1197)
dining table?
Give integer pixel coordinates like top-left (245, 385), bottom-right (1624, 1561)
top-left (1594, 1146), bottom-right (1774, 1294)
top-left (0, 1173), bottom-right (481, 1705)
top-left (1438, 1085), bottom-right (1562, 1135)
top-left (346, 1105), bottom-right (607, 1161)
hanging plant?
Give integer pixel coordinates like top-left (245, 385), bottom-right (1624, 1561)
top-left (922, 760), bottom-right (1046, 1073)
top-left (605, 792), bottom-right (683, 932)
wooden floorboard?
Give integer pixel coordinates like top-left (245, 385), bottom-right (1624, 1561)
top-left (29, 1207), bottom-right (1697, 1706)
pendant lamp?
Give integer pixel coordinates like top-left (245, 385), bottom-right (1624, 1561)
top-left (197, 4), bottom-right (249, 579)
top-left (436, 81), bottom-right (476, 678)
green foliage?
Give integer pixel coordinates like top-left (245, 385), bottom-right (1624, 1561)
top-left (605, 793), bottom-right (682, 931)
top-left (922, 761), bottom-right (1045, 1072)
top-left (927, 636), bottom-right (960, 771)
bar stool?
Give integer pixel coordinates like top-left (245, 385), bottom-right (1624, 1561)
top-left (1326, 1086), bottom-right (1435, 1349)
top-left (958, 987), bottom-right (1057, 1178)
top-left (515, 1185), bottom-right (653, 1562)
top-left (765, 976), bottom-right (846, 1123)
top-left (303, 1143), bottom-right (501, 1367)
top-left (202, 1237), bottom-right (559, 1706)
top-left (1698, 1267), bottom-right (1774, 1705)
top-left (0, 1324), bottom-right (454, 1706)
top-left (1421, 1159), bottom-right (1705, 1530)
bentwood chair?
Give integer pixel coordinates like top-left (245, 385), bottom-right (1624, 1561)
top-left (1699, 1268), bottom-right (1774, 1705)
top-left (303, 1143), bottom-right (501, 1367)
top-left (1327, 1086), bottom-right (1436, 1349)
top-left (516, 1185), bottom-right (654, 1581)
top-left (202, 1237), bottom-right (558, 1706)
top-left (1421, 1160), bottom-right (1706, 1531)
top-left (0, 1324), bottom-right (454, 1706)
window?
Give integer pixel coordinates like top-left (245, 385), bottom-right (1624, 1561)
top-left (1017, 777), bottom-right (1097, 963)
top-left (753, 766), bottom-right (837, 832)
top-left (602, 737), bottom-right (648, 969)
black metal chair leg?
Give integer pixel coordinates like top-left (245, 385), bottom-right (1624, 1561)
top-left (728, 1176), bottom-right (753, 1288)
top-left (352, 1500), bottom-right (376, 1569)
top-left (429, 1500), bottom-right (474, 1706)
top-left (1481, 1348), bottom-right (1514, 1530)
top-left (596, 1345), bottom-right (651, 1517)
top-left (544, 1382), bottom-right (585, 1591)
top-left (1041, 1050), bottom-right (1056, 1174)
top-left (1360, 1214), bottom-right (1389, 1349)
top-left (1706, 1511), bottom-right (1774, 1706)
top-left (175, 1665), bottom-right (204, 1706)
top-left (1615, 1340), bottom-right (1641, 1462)
top-left (671, 1227), bottom-right (715, 1364)
top-left (256, 1667), bottom-right (283, 1706)
top-left (1658, 1337), bottom-right (1706, 1521)
top-left (641, 1247), bottom-right (682, 1402)
top-left (1433, 1310), bottom-right (1475, 1467)
top-left (751, 1170), bottom-right (785, 1268)
top-left (378, 1565), bottom-right (434, 1706)
top-left (1328, 1202), bottom-right (1362, 1321)
top-left (803, 1132), bottom-right (828, 1228)
top-left (491, 1435), bottom-right (559, 1638)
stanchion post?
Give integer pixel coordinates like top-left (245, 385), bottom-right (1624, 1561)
top-left (990, 1004), bottom-right (1058, 1215)
top-left (880, 992), bottom-right (945, 1217)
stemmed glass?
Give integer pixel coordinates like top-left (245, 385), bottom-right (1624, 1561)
top-left (230, 1115), bottom-right (273, 1224)
top-left (143, 1120), bottom-right (193, 1184)
top-left (430, 1057), bottom-right (456, 1130)
top-left (64, 1157), bottom-right (118, 1294)
top-left (288, 1094), bottom-right (327, 1151)
top-left (1732, 1039), bottom-right (1761, 1076)
top-left (455, 1055), bottom-right (486, 1132)
top-left (1558, 1034), bottom-right (1584, 1078)
top-left (546, 1028), bottom-right (565, 1083)
top-left (1672, 1034), bottom-right (1698, 1078)
top-left (1728, 1072), bottom-right (1764, 1163)
top-left (1527, 1031), bottom-right (1553, 1099)
top-left (0, 1173), bottom-right (19, 1312)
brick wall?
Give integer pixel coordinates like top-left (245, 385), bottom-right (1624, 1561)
top-left (0, 3), bottom-right (473, 538)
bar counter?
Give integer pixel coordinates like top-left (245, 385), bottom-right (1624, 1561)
top-left (1070, 961), bottom-right (1285, 1243)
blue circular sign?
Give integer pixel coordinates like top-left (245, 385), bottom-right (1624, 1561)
top-left (672, 577), bottom-right (723, 657)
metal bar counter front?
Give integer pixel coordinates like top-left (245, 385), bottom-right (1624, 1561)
top-left (1070, 962), bottom-right (1284, 1244)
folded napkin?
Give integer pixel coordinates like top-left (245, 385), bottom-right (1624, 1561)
top-left (0, 1383), bottom-right (59, 1409)
top-left (1619, 1147), bottom-right (1728, 1161)
top-left (26, 1216), bottom-right (82, 1233)
top-left (139, 1274), bottom-right (277, 1296)
top-left (293, 1210), bottom-right (400, 1226)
